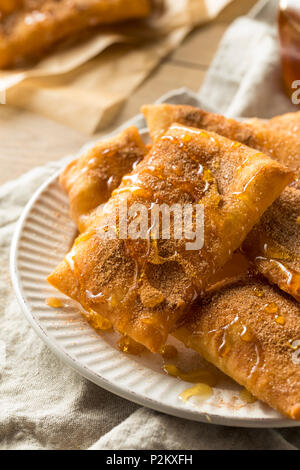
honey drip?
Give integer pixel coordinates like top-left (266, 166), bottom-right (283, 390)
top-left (179, 383), bottom-right (213, 403)
top-left (240, 326), bottom-right (254, 343)
top-left (46, 297), bottom-right (63, 308)
top-left (264, 303), bottom-right (286, 325)
top-left (264, 302), bottom-right (279, 314)
top-left (207, 317), bottom-right (262, 376)
top-left (118, 335), bottom-right (145, 355)
top-left (288, 339), bottom-right (300, 350)
top-left (253, 286), bottom-right (265, 298)
top-left (240, 388), bottom-right (257, 404)
top-left (275, 315), bottom-right (286, 325)
top-left (254, 253), bottom-right (300, 301)
top-left (231, 141), bottom-right (242, 149)
top-left (211, 316), bottom-right (254, 357)
top-left (112, 173), bottom-right (153, 200)
top-left (164, 364), bottom-right (218, 387)
top-left (249, 344), bottom-right (262, 379)
top-left (262, 241), bottom-right (292, 261)
top-left (86, 310), bottom-right (112, 331)
top-left (160, 345), bottom-right (178, 360)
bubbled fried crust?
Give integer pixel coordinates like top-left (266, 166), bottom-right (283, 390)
top-left (248, 111), bottom-right (300, 138)
top-left (245, 114), bottom-right (300, 301)
top-left (0, 0), bottom-right (151, 67)
top-left (60, 126), bottom-right (147, 233)
top-left (174, 275), bottom-right (300, 420)
top-left (243, 187), bottom-right (300, 302)
top-left (143, 104), bottom-right (300, 302)
top-left (142, 104), bottom-right (300, 173)
top-left (48, 123), bottom-right (293, 352)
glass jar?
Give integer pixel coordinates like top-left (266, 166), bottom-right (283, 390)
top-left (278, 0), bottom-right (300, 99)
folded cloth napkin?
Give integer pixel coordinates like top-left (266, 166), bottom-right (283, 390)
top-left (1, 0), bottom-right (300, 450)
top-left (199, 0), bottom-right (298, 117)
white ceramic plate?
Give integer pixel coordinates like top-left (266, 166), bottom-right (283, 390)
top-left (10, 130), bottom-right (298, 429)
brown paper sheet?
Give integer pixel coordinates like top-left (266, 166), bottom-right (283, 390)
top-left (0, 0), bottom-right (232, 133)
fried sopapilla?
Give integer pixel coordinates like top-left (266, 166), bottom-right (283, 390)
top-left (0, 0), bottom-right (151, 67)
top-left (60, 126), bottom-right (147, 233)
top-left (174, 274), bottom-right (300, 421)
top-left (48, 124), bottom-right (292, 352)
top-left (143, 104), bottom-right (300, 302)
top-left (247, 111), bottom-right (300, 137)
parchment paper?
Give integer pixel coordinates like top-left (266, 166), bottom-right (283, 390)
top-left (0, 0), bottom-right (232, 133)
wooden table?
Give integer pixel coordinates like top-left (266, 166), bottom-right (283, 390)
top-left (0, 0), bottom-right (257, 185)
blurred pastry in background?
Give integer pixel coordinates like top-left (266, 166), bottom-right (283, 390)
top-left (0, 0), bottom-right (151, 68)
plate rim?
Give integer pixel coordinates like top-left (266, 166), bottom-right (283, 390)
top-left (9, 168), bottom-right (300, 430)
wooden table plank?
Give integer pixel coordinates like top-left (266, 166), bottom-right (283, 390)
top-left (171, 23), bottom-right (228, 68)
top-left (0, 107), bottom-right (87, 184)
top-left (99, 62), bottom-right (207, 137)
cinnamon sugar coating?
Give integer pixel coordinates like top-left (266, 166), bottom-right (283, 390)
top-left (143, 104), bottom-right (300, 302)
top-left (174, 274), bottom-right (300, 420)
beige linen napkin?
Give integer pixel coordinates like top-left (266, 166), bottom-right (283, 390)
top-left (0, 0), bottom-right (233, 134)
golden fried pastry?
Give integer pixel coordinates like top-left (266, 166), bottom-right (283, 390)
top-left (174, 275), bottom-right (300, 420)
top-left (248, 111), bottom-right (300, 137)
top-left (142, 104), bottom-right (300, 172)
top-left (60, 126), bottom-right (147, 233)
top-left (245, 114), bottom-right (300, 301)
top-left (243, 187), bottom-right (300, 302)
top-left (143, 104), bottom-right (300, 302)
top-left (48, 123), bottom-right (292, 352)
top-left (0, 0), bottom-right (151, 67)
top-left (207, 251), bottom-right (250, 292)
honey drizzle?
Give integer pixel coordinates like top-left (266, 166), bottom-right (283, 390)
top-left (256, 256), bottom-right (300, 297)
top-left (240, 388), bottom-right (257, 404)
top-left (179, 383), bottom-right (213, 403)
top-left (117, 335), bottom-right (145, 355)
top-left (253, 286), bottom-right (265, 298)
top-left (206, 316), bottom-right (262, 376)
top-left (264, 302), bottom-right (286, 325)
top-left (207, 315), bottom-right (241, 357)
top-left (86, 310), bottom-right (112, 331)
top-left (164, 364), bottom-right (218, 386)
top-left (46, 297), bottom-right (63, 308)
top-left (249, 344), bottom-right (262, 379)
